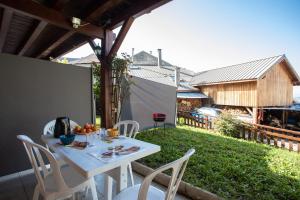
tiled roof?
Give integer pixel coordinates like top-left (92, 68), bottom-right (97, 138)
top-left (191, 55), bottom-right (300, 86)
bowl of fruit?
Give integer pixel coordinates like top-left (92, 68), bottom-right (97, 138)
top-left (73, 123), bottom-right (99, 135)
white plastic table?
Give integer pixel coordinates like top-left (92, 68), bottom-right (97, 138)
top-left (41, 134), bottom-right (160, 200)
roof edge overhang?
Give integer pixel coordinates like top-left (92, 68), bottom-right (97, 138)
top-left (282, 56), bottom-right (300, 86)
top-left (257, 55), bottom-right (300, 86)
top-left (191, 79), bottom-right (257, 87)
top-left (177, 90), bottom-right (199, 92)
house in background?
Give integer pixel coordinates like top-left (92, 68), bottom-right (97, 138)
top-left (124, 49), bottom-right (210, 129)
top-left (70, 54), bottom-right (98, 67)
top-left (191, 55), bottom-right (300, 123)
top-left (131, 49), bottom-right (209, 112)
top-left (70, 49), bottom-right (202, 129)
top-left (177, 82), bottom-right (208, 111)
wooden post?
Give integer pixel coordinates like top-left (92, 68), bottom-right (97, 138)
top-left (282, 110), bottom-right (286, 129)
top-left (89, 30), bottom-right (114, 128)
top-left (100, 30), bottom-right (114, 128)
top-left (253, 107), bottom-right (258, 124)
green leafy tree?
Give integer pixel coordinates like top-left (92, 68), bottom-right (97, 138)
top-left (91, 62), bottom-right (101, 100)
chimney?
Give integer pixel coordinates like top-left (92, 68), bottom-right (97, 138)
top-left (131, 48), bottom-right (134, 62)
top-left (157, 49), bottom-right (162, 68)
top-left (175, 66), bottom-right (180, 87)
top-left (149, 51), bottom-right (152, 55)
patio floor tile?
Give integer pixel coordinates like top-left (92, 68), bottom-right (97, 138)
top-left (0, 170), bottom-right (190, 200)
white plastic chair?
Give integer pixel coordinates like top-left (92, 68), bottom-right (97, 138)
top-left (17, 135), bottom-right (98, 200)
top-left (43, 119), bottom-right (79, 165)
top-left (114, 149), bottom-right (195, 200)
top-left (114, 120), bottom-right (140, 138)
top-left (113, 120), bottom-right (140, 186)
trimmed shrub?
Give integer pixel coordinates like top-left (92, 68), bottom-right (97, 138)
top-left (215, 112), bottom-right (242, 137)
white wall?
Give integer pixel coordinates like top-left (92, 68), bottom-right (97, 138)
top-left (0, 54), bottom-right (92, 176)
top-left (121, 76), bottom-right (177, 130)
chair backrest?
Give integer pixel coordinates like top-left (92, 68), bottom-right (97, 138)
top-left (138, 149), bottom-right (195, 200)
top-left (43, 119), bottom-right (79, 135)
top-left (17, 135), bottom-right (68, 195)
top-left (113, 120), bottom-right (139, 138)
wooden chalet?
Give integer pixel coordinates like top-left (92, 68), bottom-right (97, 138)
top-left (0, 0), bottom-right (172, 128)
top-left (191, 55), bottom-right (300, 122)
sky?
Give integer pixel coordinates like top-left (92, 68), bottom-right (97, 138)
top-left (65, 0), bottom-right (300, 96)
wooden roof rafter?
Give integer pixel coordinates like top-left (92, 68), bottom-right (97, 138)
top-left (17, 21), bottom-right (47, 55)
top-left (0, 0), bottom-right (104, 39)
top-left (51, 0), bottom-right (70, 10)
top-left (37, 0), bottom-right (122, 59)
top-left (17, 0), bottom-right (70, 56)
top-left (86, 0), bottom-right (125, 24)
top-left (0, 8), bottom-right (13, 52)
top-left (37, 30), bottom-right (75, 59)
top-left (0, 0), bottom-right (172, 59)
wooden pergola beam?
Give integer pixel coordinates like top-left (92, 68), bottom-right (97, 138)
top-left (108, 0), bottom-right (171, 29)
top-left (0, 0), bottom-right (104, 39)
top-left (50, 37), bottom-right (89, 59)
top-left (38, 0), bottom-right (118, 59)
top-left (18, 0), bottom-right (67, 56)
top-left (86, 0), bottom-right (124, 23)
top-left (88, 19), bottom-right (135, 129)
top-left (18, 21), bottom-right (47, 55)
top-left (52, 0), bottom-right (70, 10)
top-left (108, 17), bottom-right (134, 59)
top-left (0, 9), bottom-right (13, 52)
top-left (37, 31), bottom-right (75, 59)
top-left (89, 31), bottom-right (114, 128)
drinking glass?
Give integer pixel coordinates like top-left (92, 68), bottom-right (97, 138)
top-left (86, 132), bottom-right (96, 147)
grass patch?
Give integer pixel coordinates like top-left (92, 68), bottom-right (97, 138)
top-left (136, 126), bottom-right (300, 200)
top-left (96, 116), bottom-right (100, 128)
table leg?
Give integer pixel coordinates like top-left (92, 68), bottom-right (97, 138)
top-left (104, 163), bottom-right (129, 199)
top-left (117, 163), bottom-right (128, 193)
top-left (104, 174), bottom-right (113, 200)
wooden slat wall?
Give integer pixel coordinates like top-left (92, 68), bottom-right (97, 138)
top-left (199, 81), bottom-right (257, 107)
top-left (257, 62), bottom-right (293, 107)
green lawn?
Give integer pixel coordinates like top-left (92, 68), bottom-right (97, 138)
top-left (96, 116), bottom-right (100, 128)
top-left (136, 126), bottom-right (300, 200)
